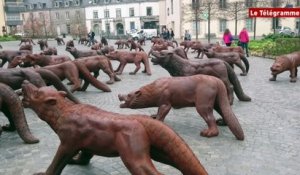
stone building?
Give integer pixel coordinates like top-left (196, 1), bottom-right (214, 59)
top-left (20, 0), bottom-right (51, 37)
top-left (3, 0), bottom-right (25, 34)
top-left (160, 0), bottom-right (182, 39)
top-left (0, 0), bottom-right (6, 35)
top-left (3, 0), bottom-right (300, 39)
top-left (85, 0), bottom-right (160, 37)
top-left (21, 0), bottom-right (87, 37)
top-left (163, 0), bottom-right (300, 40)
top-left (49, 0), bottom-right (86, 37)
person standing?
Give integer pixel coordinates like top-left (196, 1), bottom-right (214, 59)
top-left (223, 28), bottom-right (233, 46)
top-left (166, 29), bottom-right (170, 40)
top-left (184, 30), bottom-right (191, 41)
top-left (239, 27), bottom-right (250, 57)
top-left (88, 30), bottom-right (95, 46)
top-left (170, 29), bottom-right (175, 40)
top-left (162, 28), bottom-right (168, 40)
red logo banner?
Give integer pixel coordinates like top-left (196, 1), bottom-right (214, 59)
top-left (249, 8), bottom-right (300, 18)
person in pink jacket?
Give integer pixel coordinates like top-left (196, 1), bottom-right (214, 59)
top-left (223, 29), bottom-right (233, 46)
top-left (239, 27), bottom-right (250, 57)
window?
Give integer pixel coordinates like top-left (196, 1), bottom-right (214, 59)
top-left (93, 11), bottom-right (98, 19)
top-left (246, 18), bottom-right (253, 32)
top-left (74, 0), bottom-right (79, 6)
top-left (171, 0), bottom-right (174, 14)
top-left (55, 12), bottom-right (60, 19)
top-left (116, 9), bottom-right (121, 18)
top-left (67, 24), bottom-right (70, 34)
top-left (76, 10), bottom-right (80, 19)
top-left (54, 2), bottom-right (59, 8)
top-left (92, 0), bottom-right (97, 3)
top-left (219, 0), bottom-right (226, 9)
top-left (39, 12), bottom-right (44, 20)
top-left (130, 22), bottom-right (135, 30)
top-left (22, 14), bottom-right (25, 20)
top-left (146, 7), bottom-right (152, 16)
top-left (104, 10), bottom-right (110, 18)
top-left (65, 1), bottom-right (69, 7)
top-left (33, 4), bottom-right (37, 9)
top-left (272, 0), bottom-right (281, 7)
top-left (167, 8), bottom-right (169, 16)
top-left (192, 0), bottom-right (200, 9)
top-left (297, 0), bottom-right (300, 6)
top-left (272, 18), bottom-right (280, 29)
top-left (129, 8), bottom-right (134, 17)
top-left (66, 11), bottom-right (70, 20)
top-left (42, 3), bottom-right (46, 9)
top-left (219, 19), bottom-right (227, 32)
top-left (104, 0), bottom-right (110, 3)
top-left (192, 21), bottom-right (200, 35)
top-left (297, 21), bottom-right (300, 29)
top-left (245, 0), bottom-right (253, 7)
top-left (105, 23), bottom-right (110, 33)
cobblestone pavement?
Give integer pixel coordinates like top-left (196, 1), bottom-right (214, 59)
top-left (0, 38), bottom-right (299, 175)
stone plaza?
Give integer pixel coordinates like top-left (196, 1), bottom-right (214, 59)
top-left (0, 38), bottom-right (299, 175)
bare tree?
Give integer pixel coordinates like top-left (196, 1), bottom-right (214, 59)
top-left (23, 13), bottom-right (44, 37)
top-left (181, 0), bottom-right (201, 40)
top-left (215, 1), bottom-right (248, 38)
top-left (182, 0), bottom-right (219, 41)
top-left (23, 11), bottom-right (56, 38)
top-left (69, 11), bottom-right (87, 39)
top-left (200, 1), bottom-right (219, 42)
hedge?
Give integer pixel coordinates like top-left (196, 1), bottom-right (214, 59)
top-left (0, 35), bottom-right (20, 41)
top-left (249, 37), bottom-right (300, 59)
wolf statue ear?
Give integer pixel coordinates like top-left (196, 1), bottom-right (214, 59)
top-left (58, 91), bottom-right (67, 98)
top-left (134, 90), bottom-right (142, 97)
top-left (167, 52), bottom-right (174, 56)
top-left (44, 97), bottom-right (57, 106)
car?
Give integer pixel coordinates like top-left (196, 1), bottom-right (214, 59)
top-left (129, 29), bottom-right (158, 40)
top-left (129, 30), bottom-right (144, 40)
top-left (275, 26), bottom-right (295, 36)
top-left (14, 32), bottom-right (25, 37)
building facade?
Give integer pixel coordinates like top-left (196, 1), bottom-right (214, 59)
top-left (20, 0), bottom-right (51, 37)
top-left (3, 0), bottom-right (300, 39)
top-left (50, 1), bottom-right (86, 37)
top-left (163, 0), bottom-right (182, 39)
top-left (4, 0), bottom-right (25, 34)
top-left (176, 0), bottom-right (300, 40)
top-left (0, 0), bottom-right (6, 35)
top-left (21, 0), bottom-right (87, 37)
top-left (85, 0), bottom-right (160, 37)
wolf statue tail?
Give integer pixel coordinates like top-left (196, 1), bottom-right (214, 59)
top-left (73, 60), bottom-right (111, 92)
top-left (215, 80), bottom-right (245, 140)
top-left (137, 117), bottom-right (208, 175)
top-left (0, 83), bottom-right (39, 144)
top-left (224, 62), bottom-right (251, 101)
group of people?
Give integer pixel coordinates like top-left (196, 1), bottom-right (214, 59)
top-left (161, 28), bottom-right (175, 40)
top-left (223, 27), bottom-right (249, 57)
top-left (87, 26), bottom-right (249, 57)
top-left (86, 30), bottom-right (109, 47)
